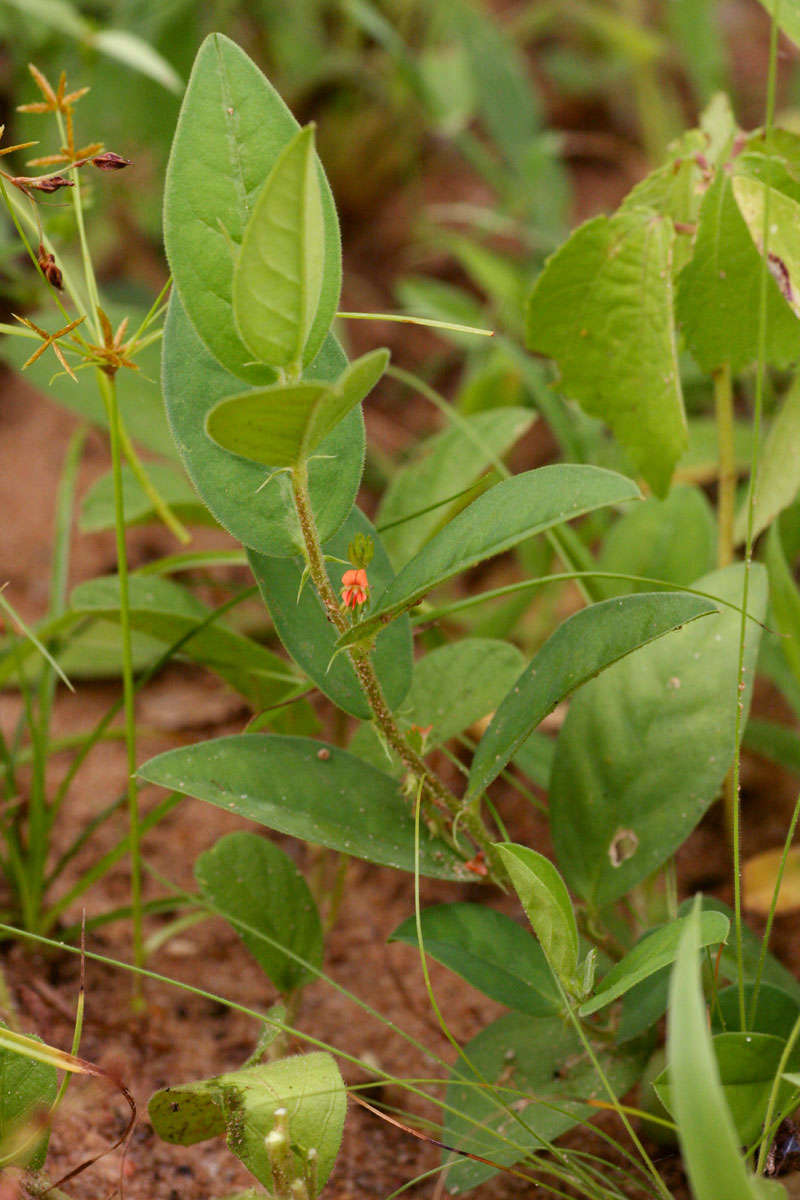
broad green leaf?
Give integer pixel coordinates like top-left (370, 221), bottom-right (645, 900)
top-left (765, 523), bottom-right (800, 682)
top-left (389, 903), bottom-right (560, 1016)
top-left (754, 0), bottom-right (800, 49)
top-left (337, 465), bottom-right (641, 647)
top-left (149, 1051), bottom-right (344, 1193)
top-left (195, 832), bottom-right (322, 994)
top-left (494, 843), bottom-right (578, 988)
top-left (1, 304), bottom-right (174, 457)
top-left (526, 207), bottom-right (685, 496)
top-left (233, 125), bottom-right (324, 370)
top-left (79, 463), bottom-right (216, 533)
top-left (735, 376), bottom-right (800, 543)
top-left (467, 591), bottom-right (716, 800)
top-left (164, 34), bottom-right (341, 381)
top-left (138, 734), bottom-right (469, 880)
top-left (579, 911), bottom-right (729, 1016)
top-left (713, 983), bottom-right (800, 1041)
top-left (744, 717), bottom-right (800, 778)
top-left (675, 171), bottom-right (800, 373)
top-left (550, 565), bottom-right (766, 907)
top-left (442, 1012), bottom-right (643, 1192)
top-left (249, 507), bottom-right (412, 720)
top-left (665, 902), bottom-right (781, 1200)
top-left (620, 129), bottom-right (711, 273)
top-left (206, 349), bottom-right (388, 468)
top-left (0, 1030), bottom-right (58, 1169)
top-left (377, 407), bottom-right (533, 568)
top-left (733, 174), bottom-right (800, 320)
top-left (70, 575), bottom-right (302, 710)
top-left (690, 896), bottom-right (800, 1004)
top-left (162, 291), bottom-right (364, 557)
top-left (511, 731), bottom-right (555, 790)
top-left (658, 1030), bottom-right (800, 1147)
top-left (597, 486), bottom-right (716, 598)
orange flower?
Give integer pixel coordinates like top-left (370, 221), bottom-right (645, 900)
top-left (341, 567), bottom-right (368, 609)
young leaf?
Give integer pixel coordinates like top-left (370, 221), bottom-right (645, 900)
top-left (337, 465), bottom-right (641, 647)
top-left (549, 565), bottom-right (767, 908)
top-left (164, 34), bottom-right (341, 381)
top-left (249, 507), bottom-right (412, 721)
top-left (389, 903), bottom-right (560, 1016)
top-left (579, 911), bottom-right (729, 1016)
top-left (675, 171), bottom-right (800, 373)
top-left (232, 125), bottom-right (325, 371)
top-left (467, 591), bottom-right (717, 800)
top-left (494, 843), bottom-right (579, 989)
top-left (206, 349), bottom-right (388, 468)
top-left (195, 832), bottom-right (323, 994)
top-left (138, 735), bottom-right (469, 880)
top-left (441, 1012), bottom-right (644, 1192)
top-left (734, 376), bottom-right (800, 544)
top-left (664, 902), bottom-right (784, 1200)
top-left (162, 292), bottom-right (364, 557)
top-left (526, 207), bottom-right (686, 497)
top-left (149, 1052), bottom-right (345, 1193)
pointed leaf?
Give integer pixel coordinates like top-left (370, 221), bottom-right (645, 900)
top-left (163, 291), bottom-right (364, 557)
top-left (735, 376), bottom-right (800, 544)
top-left (0, 1030), bottom-right (58, 1169)
top-left (733, 174), bottom-right (800, 320)
top-left (754, 1), bottom-right (800, 49)
top-left (249, 507), bottom-right (412, 720)
top-left (337, 465), bottom-right (641, 647)
top-left (468, 591), bottom-right (717, 800)
top-left (138, 734), bottom-right (469, 880)
top-left (579, 911), bottom-right (729, 1016)
top-left (526, 207), bottom-right (685, 496)
top-left (550, 565), bottom-right (767, 907)
top-left (164, 34), bottom-right (340, 381)
top-left (206, 349), bottom-right (388, 468)
top-left (195, 832), bottom-right (322, 994)
top-left (494, 843), bottom-right (579, 987)
top-left (389, 903), bottom-right (560, 1016)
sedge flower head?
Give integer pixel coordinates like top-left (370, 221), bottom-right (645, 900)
top-left (341, 567), bottom-right (368, 609)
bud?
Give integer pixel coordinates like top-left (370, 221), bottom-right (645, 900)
top-left (37, 243), bottom-right (62, 290)
top-left (91, 151), bottom-right (132, 171)
top-left (346, 532), bottom-right (374, 569)
top-left (12, 173), bottom-right (73, 194)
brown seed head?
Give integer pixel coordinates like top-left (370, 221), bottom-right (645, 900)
top-left (91, 151), bottom-right (132, 171)
top-left (37, 243), bottom-right (63, 290)
top-left (12, 173), bottom-right (73, 193)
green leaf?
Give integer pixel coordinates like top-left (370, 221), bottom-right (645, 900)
top-left (526, 207), bottom-right (685, 496)
top-left (549, 564), bottom-right (766, 907)
top-left (597, 486), bottom-right (716, 598)
top-left (511, 731), bottom-right (555, 790)
top-left (744, 717), bottom-right (800, 778)
top-left (195, 832), bottom-right (322, 994)
top-left (249, 507), bottom-right (412, 721)
top-left (494, 843), bottom-right (579, 988)
top-left (376, 407), bottom-right (533, 569)
top-left (79, 463), bottom-right (216, 533)
top-left (690, 897), bottom-right (800, 1004)
top-left (754, 0), bottom-right (800, 49)
top-left (389, 903), bottom-right (560, 1016)
top-left (162, 291), bottom-right (364, 557)
top-left (0, 1029), bottom-right (58, 1169)
top-left (765, 523), bottom-right (800, 683)
top-left (664, 901), bottom-right (780, 1200)
top-left (713, 983), bottom-right (800, 1041)
top-left (467, 591), bottom-right (716, 800)
top-left (620, 129), bottom-right (711, 273)
top-left (232, 125), bottom-right (324, 371)
top-left (441, 1012), bottom-right (643, 1192)
top-left (138, 734), bottom-right (469, 880)
top-left (70, 575), bottom-right (302, 710)
top-left (579, 911), bottom-right (729, 1017)
top-left (337, 465), bottom-right (641, 647)
top-left (206, 349), bottom-right (388, 469)
top-left (733, 174), bottom-right (800, 320)
top-left (164, 34), bottom-right (341, 382)
top-left (675, 171), bottom-right (800, 373)
top-left (735, 376), bottom-right (800, 544)
top-left (149, 1051), bottom-right (345, 1193)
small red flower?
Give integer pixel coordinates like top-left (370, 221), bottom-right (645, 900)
top-left (464, 851), bottom-right (488, 877)
top-left (341, 567), bottom-right (368, 609)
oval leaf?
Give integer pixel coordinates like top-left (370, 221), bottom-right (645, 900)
top-left (162, 291), bottom-right (364, 557)
top-left (195, 832), bottom-right (323, 994)
top-left (138, 734), bottom-right (469, 880)
top-left (164, 34), bottom-right (341, 381)
top-left (494, 843), bottom-right (579, 988)
top-left (338, 464), bottom-right (641, 647)
top-left (468, 591), bottom-right (717, 800)
top-left (206, 349), bottom-right (388, 469)
top-left (389, 903), bottom-right (560, 1017)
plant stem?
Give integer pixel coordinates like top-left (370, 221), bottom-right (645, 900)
top-left (290, 463), bottom-right (498, 866)
top-left (714, 363), bottom-right (738, 845)
top-left (97, 369), bottom-right (143, 1001)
